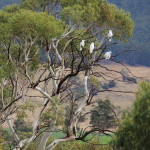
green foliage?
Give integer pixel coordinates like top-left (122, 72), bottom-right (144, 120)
top-left (111, 82), bottom-right (150, 150)
top-left (101, 80), bottom-right (116, 90)
top-left (0, 1), bottom-right (136, 149)
top-left (28, 142), bottom-right (38, 150)
top-left (19, 0), bottom-right (134, 41)
top-left (2, 0), bottom-right (150, 66)
top-left (13, 102), bottom-right (34, 133)
top-left (8, 101), bottom-right (35, 139)
top-left (0, 128), bottom-right (17, 149)
top-left (0, 7), bottom-right (65, 44)
top-left (20, 0), bottom-right (39, 11)
top-left (90, 98), bottom-right (118, 130)
top-left (111, 0), bottom-right (150, 66)
top-left (61, 0), bottom-right (134, 41)
top-left (2, 4), bottom-right (20, 13)
top-left (41, 104), bottom-right (65, 127)
top-left (0, 129), bottom-right (5, 150)
top-left (121, 69), bottom-right (137, 83)
top-left (108, 80), bottom-right (116, 88)
top-left (17, 131), bottom-right (32, 140)
top-left (19, 101), bottom-right (35, 114)
top-left (0, 85), bottom-right (13, 106)
top-left (9, 9), bottom-right (65, 40)
top-left (47, 136), bottom-right (111, 150)
top-left (0, 0), bottom-right (20, 9)
top-left (0, 7), bottom-right (65, 77)
top-left (89, 76), bottom-right (101, 89)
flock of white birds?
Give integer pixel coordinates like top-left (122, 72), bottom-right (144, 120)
top-left (80, 30), bottom-right (113, 60)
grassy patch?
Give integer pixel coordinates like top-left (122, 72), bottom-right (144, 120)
top-left (50, 131), bottom-right (113, 144)
top-left (51, 131), bottom-right (66, 138)
top-left (101, 135), bottom-right (112, 144)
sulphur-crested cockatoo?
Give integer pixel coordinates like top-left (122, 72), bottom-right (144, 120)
top-left (108, 30), bottom-right (113, 42)
top-left (90, 42), bottom-right (95, 54)
top-left (104, 51), bottom-right (112, 59)
top-left (80, 40), bottom-right (85, 51)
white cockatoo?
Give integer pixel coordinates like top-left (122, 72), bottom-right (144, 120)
top-left (104, 51), bottom-right (112, 59)
top-left (80, 40), bottom-right (85, 51)
top-left (107, 30), bottom-right (113, 42)
top-left (90, 42), bottom-right (95, 54)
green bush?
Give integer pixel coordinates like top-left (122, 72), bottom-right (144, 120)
top-left (90, 98), bottom-right (117, 130)
top-left (14, 118), bottom-right (32, 133)
top-left (47, 137), bottom-right (111, 150)
top-left (101, 81), bottom-right (116, 90)
top-left (111, 81), bottom-right (150, 150)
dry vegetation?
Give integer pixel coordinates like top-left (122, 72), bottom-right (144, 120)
top-left (3, 63), bottom-right (150, 129)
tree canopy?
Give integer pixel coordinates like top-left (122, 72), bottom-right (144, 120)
top-left (112, 82), bottom-right (150, 150)
top-left (1, 0), bottom-right (150, 66)
top-left (0, 1), bottom-right (137, 150)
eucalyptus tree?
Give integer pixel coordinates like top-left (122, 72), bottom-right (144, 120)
top-left (0, 1), bottom-right (135, 150)
top-left (112, 82), bottom-right (150, 150)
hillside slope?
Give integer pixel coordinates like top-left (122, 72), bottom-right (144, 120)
top-left (111, 0), bottom-right (150, 66)
top-left (2, 63), bottom-right (150, 128)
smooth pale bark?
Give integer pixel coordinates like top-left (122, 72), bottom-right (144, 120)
top-left (2, 80), bottom-right (20, 143)
top-left (52, 41), bottom-right (62, 62)
top-left (6, 116), bottom-right (20, 142)
top-left (38, 130), bottom-right (53, 150)
top-left (71, 75), bottom-right (89, 134)
top-left (15, 91), bottom-right (54, 149)
top-left (35, 86), bottom-right (55, 105)
top-left (12, 139), bottom-right (28, 150)
top-left (55, 48), bottom-right (62, 62)
top-left (23, 135), bottom-right (36, 150)
top-left (74, 75), bottom-right (89, 116)
top-left (33, 99), bottom-right (49, 132)
top-left (47, 50), bottom-right (58, 92)
top-left (49, 66), bottom-right (58, 91)
top-left (45, 74), bottom-right (90, 150)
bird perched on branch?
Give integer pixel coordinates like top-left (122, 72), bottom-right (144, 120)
top-left (104, 51), bottom-right (112, 59)
top-left (90, 42), bottom-right (95, 54)
top-left (108, 30), bottom-right (113, 42)
top-left (80, 40), bottom-right (85, 51)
